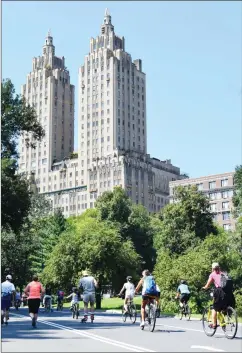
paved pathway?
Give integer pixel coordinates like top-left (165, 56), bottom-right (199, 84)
top-left (1, 308), bottom-right (241, 352)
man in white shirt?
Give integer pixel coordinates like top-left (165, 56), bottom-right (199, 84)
top-left (118, 276), bottom-right (135, 313)
top-left (1, 275), bottom-right (15, 325)
top-left (79, 270), bottom-right (98, 322)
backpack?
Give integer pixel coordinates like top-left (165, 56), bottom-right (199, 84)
top-left (220, 273), bottom-right (233, 293)
top-left (144, 276), bottom-right (157, 296)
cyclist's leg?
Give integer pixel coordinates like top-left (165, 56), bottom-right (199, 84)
top-left (124, 296), bottom-right (129, 311)
top-left (141, 297), bottom-right (148, 325)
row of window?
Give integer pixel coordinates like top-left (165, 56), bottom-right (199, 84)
top-left (210, 201), bottom-right (230, 211)
top-left (197, 178), bottom-right (230, 190)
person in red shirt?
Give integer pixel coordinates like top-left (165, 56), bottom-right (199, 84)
top-left (24, 275), bottom-right (45, 328)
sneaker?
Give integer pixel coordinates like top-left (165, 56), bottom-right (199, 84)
top-left (140, 321), bottom-right (145, 327)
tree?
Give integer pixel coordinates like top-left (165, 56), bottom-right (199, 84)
top-left (1, 79), bottom-right (44, 160)
top-left (1, 79), bottom-right (44, 232)
top-left (154, 185), bottom-right (218, 255)
top-left (41, 216), bottom-right (141, 305)
top-left (233, 165), bottom-right (242, 217)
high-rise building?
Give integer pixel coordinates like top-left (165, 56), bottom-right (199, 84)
top-left (169, 172), bottom-right (236, 231)
top-left (19, 11), bottom-right (183, 217)
top-left (19, 31), bottom-right (74, 193)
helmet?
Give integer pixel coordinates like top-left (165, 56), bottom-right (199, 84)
top-left (212, 262), bottom-right (220, 270)
top-left (6, 274), bottom-right (12, 281)
top-left (180, 280), bottom-right (186, 284)
top-left (126, 276), bottom-right (132, 281)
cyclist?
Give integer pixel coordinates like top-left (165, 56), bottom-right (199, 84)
top-left (79, 270), bottom-right (98, 322)
top-left (176, 280), bottom-right (190, 308)
top-left (118, 276), bottom-right (135, 313)
top-left (1, 275), bottom-right (16, 325)
top-left (43, 284), bottom-right (53, 311)
top-left (15, 288), bottom-right (21, 308)
top-left (66, 287), bottom-right (79, 311)
top-left (57, 289), bottom-right (65, 310)
top-left (135, 269), bottom-right (158, 328)
top-left (202, 262), bottom-right (234, 329)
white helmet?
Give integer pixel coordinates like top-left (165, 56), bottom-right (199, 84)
top-left (6, 274), bottom-right (12, 280)
top-left (212, 262), bottom-right (219, 270)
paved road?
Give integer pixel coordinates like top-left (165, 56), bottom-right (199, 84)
top-left (1, 308), bottom-right (241, 352)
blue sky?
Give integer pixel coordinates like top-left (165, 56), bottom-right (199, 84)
top-left (3, 1), bottom-right (241, 177)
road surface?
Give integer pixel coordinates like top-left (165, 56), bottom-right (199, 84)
top-left (1, 308), bottom-right (241, 352)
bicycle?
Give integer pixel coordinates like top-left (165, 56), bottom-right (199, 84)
top-left (72, 303), bottom-right (79, 319)
top-left (156, 299), bottom-right (161, 318)
top-left (202, 291), bottom-right (238, 339)
top-left (121, 298), bottom-right (137, 324)
top-left (176, 298), bottom-right (191, 320)
top-left (57, 299), bottom-right (63, 311)
top-left (45, 297), bottom-right (51, 313)
top-left (140, 296), bottom-right (157, 332)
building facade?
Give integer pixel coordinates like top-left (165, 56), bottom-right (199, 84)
top-left (20, 10), bottom-right (183, 218)
top-left (169, 172), bottom-right (236, 231)
top-left (19, 31), bottom-right (75, 192)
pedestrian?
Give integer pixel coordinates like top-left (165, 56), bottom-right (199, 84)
top-left (1, 275), bottom-right (16, 325)
top-left (79, 270), bottom-right (98, 322)
top-left (24, 275), bottom-right (45, 328)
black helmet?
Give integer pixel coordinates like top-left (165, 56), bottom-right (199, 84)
top-left (126, 276), bottom-right (132, 281)
top-left (180, 280), bottom-right (186, 284)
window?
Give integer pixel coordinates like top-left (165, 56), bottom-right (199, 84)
top-left (221, 179), bottom-right (228, 187)
top-left (210, 203), bottom-right (217, 212)
top-left (209, 193), bottom-right (216, 200)
top-left (223, 224), bottom-right (231, 231)
top-left (209, 181), bottom-right (216, 189)
top-left (197, 183), bottom-right (203, 191)
top-left (222, 201), bottom-right (229, 210)
top-left (223, 212), bottom-right (230, 221)
top-left (222, 191), bottom-right (228, 199)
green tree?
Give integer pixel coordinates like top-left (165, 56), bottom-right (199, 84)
top-left (1, 79), bottom-right (44, 232)
top-left (154, 185), bottom-right (218, 255)
top-left (41, 216), bottom-right (141, 306)
top-left (233, 165), bottom-right (242, 217)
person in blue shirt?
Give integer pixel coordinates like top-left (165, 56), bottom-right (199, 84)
top-left (175, 280), bottom-right (190, 308)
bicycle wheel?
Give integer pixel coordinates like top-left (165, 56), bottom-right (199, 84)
top-left (156, 305), bottom-right (161, 318)
top-left (223, 307), bottom-right (238, 339)
top-left (185, 304), bottom-right (191, 321)
top-left (148, 303), bottom-right (156, 332)
top-left (178, 305), bottom-right (183, 320)
top-left (76, 309), bottom-right (79, 319)
top-left (202, 307), bottom-right (216, 337)
top-left (129, 304), bottom-right (137, 324)
top-left (72, 306), bottom-right (75, 319)
top-left (122, 307), bottom-right (127, 322)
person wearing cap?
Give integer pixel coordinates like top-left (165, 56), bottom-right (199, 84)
top-left (118, 276), bottom-right (135, 313)
top-left (1, 275), bottom-right (16, 325)
top-left (202, 262), bottom-right (226, 329)
top-left (79, 270), bottom-right (98, 322)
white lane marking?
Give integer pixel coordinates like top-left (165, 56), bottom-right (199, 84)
top-left (10, 313), bottom-right (156, 352)
top-left (191, 345), bottom-right (225, 352)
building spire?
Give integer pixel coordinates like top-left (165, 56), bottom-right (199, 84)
top-left (103, 8), bottom-right (112, 25)
top-left (47, 28), bottom-right (52, 37)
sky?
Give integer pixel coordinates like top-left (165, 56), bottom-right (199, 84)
top-left (2, 1), bottom-right (242, 178)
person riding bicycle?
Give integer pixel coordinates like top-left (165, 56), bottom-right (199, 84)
top-left (135, 269), bottom-right (158, 328)
top-left (79, 270), bottom-right (98, 322)
top-left (1, 275), bottom-right (16, 325)
top-left (43, 284), bottom-right (53, 311)
top-left (57, 289), bottom-right (65, 308)
top-left (118, 276), bottom-right (135, 313)
top-left (15, 288), bottom-right (21, 307)
top-left (176, 280), bottom-right (190, 308)
top-left (66, 287), bottom-right (79, 311)
top-left (202, 262), bottom-right (235, 329)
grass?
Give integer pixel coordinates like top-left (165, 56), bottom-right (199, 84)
top-left (55, 297), bottom-right (242, 322)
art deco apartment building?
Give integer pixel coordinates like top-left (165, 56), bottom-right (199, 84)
top-left (19, 31), bottom-right (75, 190)
top-left (169, 172), bottom-right (236, 230)
top-left (19, 11), bottom-right (184, 217)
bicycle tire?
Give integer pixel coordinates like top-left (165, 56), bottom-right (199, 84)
top-left (122, 307), bottom-right (127, 323)
top-left (202, 307), bottom-right (216, 337)
top-left (156, 305), bottom-right (161, 318)
top-left (178, 305), bottom-right (183, 320)
top-left (130, 304), bottom-right (137, 324)
top-left (72, 306), bottom-right (75, 319)
top-left (186, 304), bottom-right (191, 321)
top-left (76, 309), bottom-right (79, 319)
top-left (148, 303), bottom-right (156, 332)
top-left (223, 306), bottom-right (238, 339)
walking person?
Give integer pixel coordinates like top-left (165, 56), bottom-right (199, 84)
top-left (24, 275), bottom-right (45, 328)
top-left (79, 270), bottom-right (98, 322)
top-left (1, 275), bottom-right (15, 325)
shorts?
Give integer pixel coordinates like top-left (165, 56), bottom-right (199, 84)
top-left (1, 296), bottom-right (12, 311)
top-left (83, 293), bottom-right (95, 305)
top-left (180, 293), bottom-right (190, 303)
top-left (28, 298), bottom-right (40, 314)
top-left (213, 288), bottom-right (229, 312)
top-left (141, 295), bottom-right (156, 309)
top-left (125, 294), bottom-right (134, 300)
